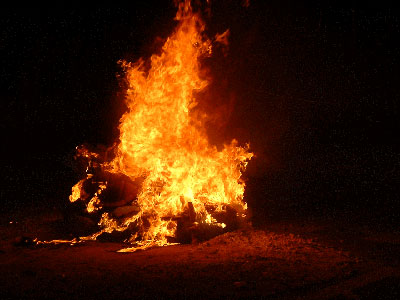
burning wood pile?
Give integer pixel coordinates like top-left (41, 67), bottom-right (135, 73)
top-left (67, 1), bottom-right (253, 251)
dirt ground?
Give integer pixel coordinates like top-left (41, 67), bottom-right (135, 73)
top-left (1, 208), bottom-right (399, 299)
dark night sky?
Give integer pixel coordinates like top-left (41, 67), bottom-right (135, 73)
top-left (1, 2), bottom-right (399, 225)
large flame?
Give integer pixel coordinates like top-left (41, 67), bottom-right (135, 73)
top-left (70, 1), bottom-right (253, 250)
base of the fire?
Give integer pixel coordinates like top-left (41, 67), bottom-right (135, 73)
top-left (42, 166), bottom-right (250, 252)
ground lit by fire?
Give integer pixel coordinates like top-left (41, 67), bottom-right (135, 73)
top-left (1, 210), bottom-right (399, 299)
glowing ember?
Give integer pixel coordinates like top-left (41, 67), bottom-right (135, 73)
top-left (69, 0), bottom-right (253, 250)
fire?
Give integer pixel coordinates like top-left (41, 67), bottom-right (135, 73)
top-left (69, 1), bottom-right (253, 250)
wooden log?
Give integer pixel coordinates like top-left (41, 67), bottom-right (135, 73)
top-left (188, 202), bottom-right (196, 223)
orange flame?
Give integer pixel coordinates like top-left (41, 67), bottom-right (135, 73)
top-left (70, 1), bottom-right (253, 249)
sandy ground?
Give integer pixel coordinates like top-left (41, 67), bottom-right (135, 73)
top-left (0, 208), bottom-right (399, 299)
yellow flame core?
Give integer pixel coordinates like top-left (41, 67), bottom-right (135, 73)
top-left (70, 1), bottom-right (253, 247)
top-left (69, 179), bottom-right (86, 202)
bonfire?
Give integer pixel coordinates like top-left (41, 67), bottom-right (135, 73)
top-left (68, 0), bottom-right (253, 251)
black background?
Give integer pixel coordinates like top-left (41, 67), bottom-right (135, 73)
top-left (1, 1), bottom-right (399, 227)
